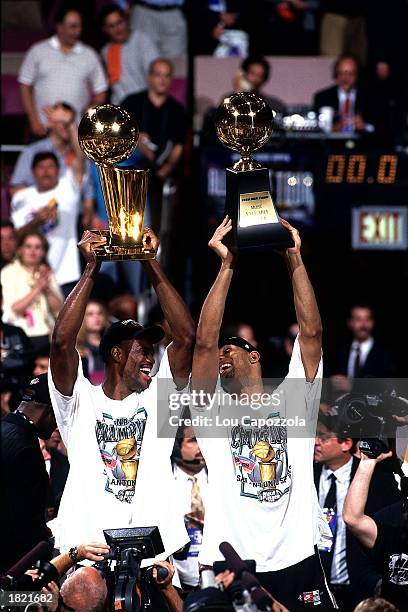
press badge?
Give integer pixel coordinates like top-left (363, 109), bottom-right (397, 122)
top-left (318, 508), bottom-right (337, 553)
top-left (187, 526), bottom-right (203, 557)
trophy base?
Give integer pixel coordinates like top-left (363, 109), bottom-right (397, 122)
top-left (225, 168), bottom-right (294, 253)
top-left (90, 230), bottom-right (156, 261)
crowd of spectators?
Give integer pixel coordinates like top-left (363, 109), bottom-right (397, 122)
top-left (1, 2), bottom-right (407, 611)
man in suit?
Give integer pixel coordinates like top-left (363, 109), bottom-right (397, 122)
top-left (0, 374), bottom-right (56, 573)
top-left (330, 304), bottom-right (397, 395)
top-left (314, 55), bottom-right (372, 133)
top-left (314, 413), bottom-right (402, 610)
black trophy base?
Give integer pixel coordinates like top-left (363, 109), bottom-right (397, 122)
top-left (225, 167), bottom-right (294, 253)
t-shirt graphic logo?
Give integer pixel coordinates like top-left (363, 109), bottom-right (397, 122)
top-left (230, 418), bottom-right (291, 503)
top-left (389, 553), bottom-right (408, 585)
top-left (96, 408), bottom-right (147, 504)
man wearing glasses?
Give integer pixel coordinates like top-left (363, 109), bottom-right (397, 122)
top-left (314, 414), bottom-right (401, 610)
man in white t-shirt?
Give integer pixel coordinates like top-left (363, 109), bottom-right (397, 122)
top-left (190, 217), bottom-right (336, 610)
top-left (10, 142), bottom-right (87, 297)
top-left (48, 230), bottom-right (194, 566)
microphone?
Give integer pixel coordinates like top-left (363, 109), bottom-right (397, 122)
top-left (5, 541), bottom-right (53, 577)
top-left (219, 542), bottom-right (274, 611)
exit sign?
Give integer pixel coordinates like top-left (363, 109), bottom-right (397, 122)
top-left (352, 207), bottom-right (408, 250)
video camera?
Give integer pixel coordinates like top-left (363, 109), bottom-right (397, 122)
top-left (94, 526), bottom-right (170, 612)
top-left (332, 389), bottom-right (408, 458)
top-left (183, 542), bottom-right (275, 612)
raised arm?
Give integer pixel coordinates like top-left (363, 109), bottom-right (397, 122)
top-left (280, 219), bottom-right (322, 381)
top-left (192, 217), bottom-right (234, 394)
top-left (141, 229), bottom-right (195, 387)
top-left (50, 231), bottom-right (106, 395)
top-left (343, 451), bottom-right (393, 549)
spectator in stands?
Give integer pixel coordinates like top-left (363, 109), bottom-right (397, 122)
top-left (234, 57), bottom-right (287, 116)
top-left (76, 300), bottom-right (109, 385)
top-left (99, 4), bottom-right (159, 105)
top-left (130, 0), bottom-right (186, 57)
top-left (1, 232), bottom-right (63, 354)
top-left (172, 423), bottom-right (207, 591)
top-left (0, 220), bottom-right (17, 269)
top-left (343, 451), bottom-right (408, 611)
top-left (329, 304), bottom-right (398, 394)
top-left (122, 58), bottom-right (187, 234)
top-left (9, 102), bottom-right (95, 222)
top-left (18, 4), bottom-right (107, 137)
top-left (314, 413), bottom-right (401, 610)
top-left (39, 432), bottom-right (69, 520)
top-left (33, 344), bottom-right (50, 376)
top-left (0, 374), bottom-right (56, 573)
top-left (10, 146), bottom-right (86, 296)
top-left (1, 283), bottom-right (34, 413)
top-left (314, 56), bottom-right (373, 133)
top-left (319, 1), bottom-right (368, 66)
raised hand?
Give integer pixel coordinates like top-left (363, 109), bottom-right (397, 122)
top-left (142, 226), bottom-right (160, 252)
top-left (77, 541), bottom-right (110, 562)
top-left (77, 230), bottom-right (106, 263)
top-left (208, 216), bottom-right (234, 265)
top-left (279, 218), bottom-right (301, 255)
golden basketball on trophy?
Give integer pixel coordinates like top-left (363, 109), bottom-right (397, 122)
top-left (78, 104), bottom-right (155, 260)
top-left (215, 92), bottom-right (293, 252)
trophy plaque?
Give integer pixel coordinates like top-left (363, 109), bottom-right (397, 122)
top-left (215, 92), bottom-right (293, 253)
top-left (78, 104), bottom-right (155, 260)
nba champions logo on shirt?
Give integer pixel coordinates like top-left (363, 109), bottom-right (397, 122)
top-left (95, 408), bottom-right (147, 503)
top-left (230, 416), bottom-right (291, 503)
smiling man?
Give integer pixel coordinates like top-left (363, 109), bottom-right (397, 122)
top-left (48, 229), bottom-right (194, 561)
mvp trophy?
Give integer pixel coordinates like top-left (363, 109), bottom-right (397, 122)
top-left (78, 104), bottom-right (155, 260)
top-left (215, 92), bottom-right (293, 252)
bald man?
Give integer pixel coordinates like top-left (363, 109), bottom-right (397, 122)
top-left (61, 566), bottom-right (107, 611)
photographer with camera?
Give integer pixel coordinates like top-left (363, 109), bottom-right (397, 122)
top-left (314, 414), bottom-right (402, 610)
top-left (343, 451), bottom-right (408, 611)
top-left (48, 228), bottom-right (193, 552)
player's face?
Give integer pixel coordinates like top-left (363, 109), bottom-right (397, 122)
top-left (348, 307), bottom-right (374, 342)
top-left (33, 159), bottom-right (59, 191)
top-left (148, 62), bottom-right (173, 96)
top-left (219, 345), bottom-right (250, 381)
top-left (122, 339), bottom-right (155, 392)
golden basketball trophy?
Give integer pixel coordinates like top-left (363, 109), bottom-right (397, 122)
top-left (215, 92), bottom-right (293, 252)
top-left (78, 104), bottom-right (155, 260)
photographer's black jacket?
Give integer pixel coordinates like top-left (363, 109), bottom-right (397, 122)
top-left (314, 457), bottom-right (402, 607)
top-left (0, 412), bottom-right (49, 573)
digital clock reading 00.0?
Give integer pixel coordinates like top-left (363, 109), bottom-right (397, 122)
top-left (325, 154), bottom-right (398, 184)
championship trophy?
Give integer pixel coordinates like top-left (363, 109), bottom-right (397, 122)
top-left (78, 104), bottom-right (155, 260)
top-left (215, 92), bottom-right (293, 252)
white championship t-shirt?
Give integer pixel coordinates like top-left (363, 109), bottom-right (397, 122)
top-left (48, 346), bottom-right (189, 561)
top-left (11, 169), bottom-right (82, 286)
top-left (190, 336), bottom-right (331, 572)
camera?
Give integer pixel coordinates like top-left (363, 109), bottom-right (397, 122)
top-left (94, 526), bottom-right (169, 612)
top-left (332, 389), bottom-right (408, 458)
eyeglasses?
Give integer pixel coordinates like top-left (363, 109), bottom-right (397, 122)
top-left (315, 431), bottom-right (336, 442)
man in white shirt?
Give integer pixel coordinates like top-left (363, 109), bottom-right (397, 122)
top-left (172, 424), bottom-right (208, 591)
top-left (10, 141), bottom-right (87, 296)
top-left (48, 229), bottom-right (194, 564)
top-left (314, 413), bottom-right (402, 609)
top-left (19, 6), bottom-right (107, 137)
top-left (189, 217), bottom-right (335, 610)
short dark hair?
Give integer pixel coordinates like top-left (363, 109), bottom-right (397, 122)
top-left (240, 56), bottom-right (270, 83)
top-left (317, 413), bottom-right (357, 454)
top-left (31, 152), bottom-right (59, 171)
top-left (55, 3), bottom-right (82, 25)
top-left (98, 3), bottom-right (126, 28)
top-left (0, 220), bottom-right (15, 231)
top-left (349, 303), bottom-right (374, 318)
